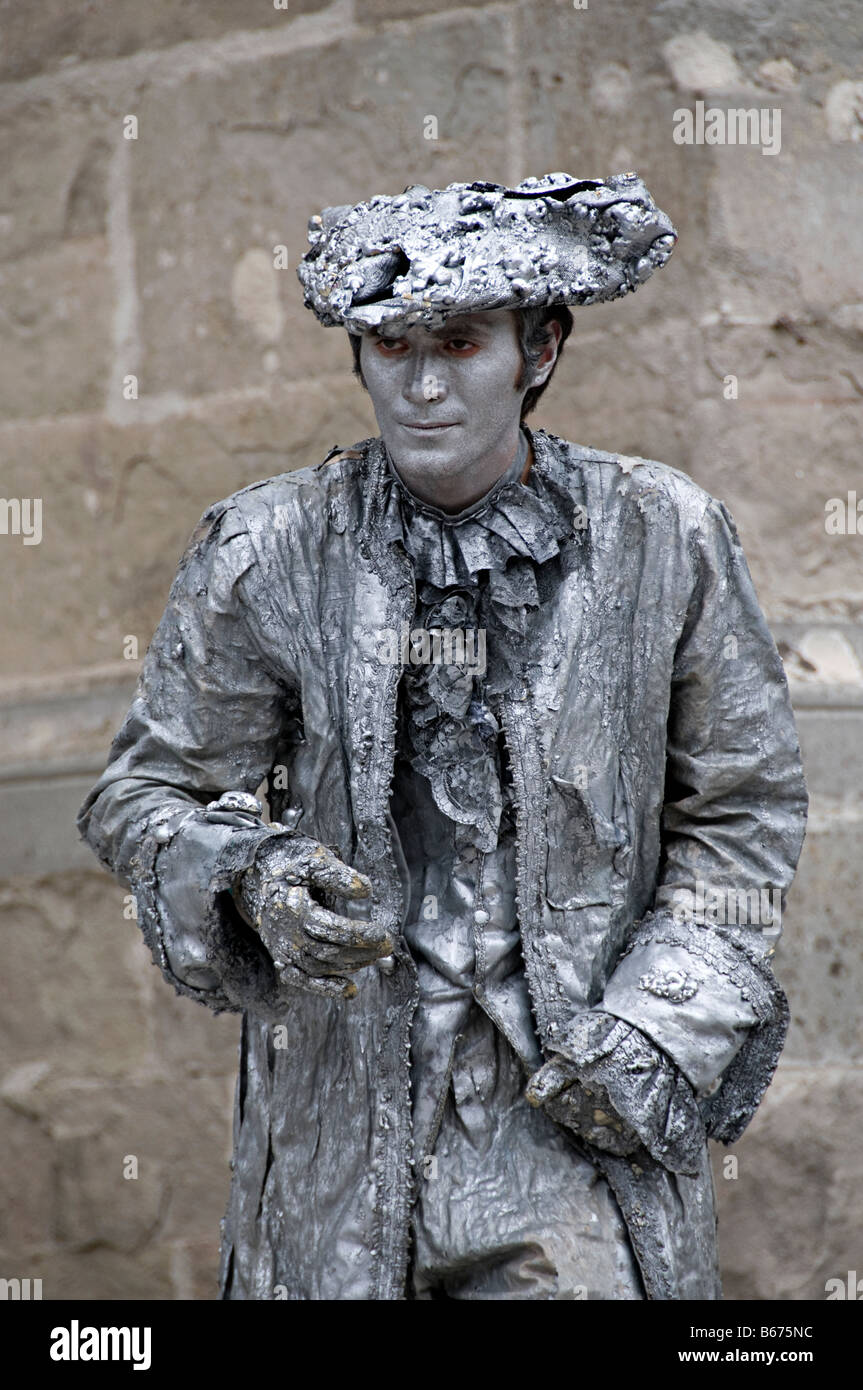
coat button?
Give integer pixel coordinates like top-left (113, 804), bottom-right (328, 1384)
top-left (377, 955), bottom-right (396, 975)
top-left (473, 908), bottom-right (490, 925)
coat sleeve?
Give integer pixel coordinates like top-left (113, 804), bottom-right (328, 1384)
top-left (600, 496), bottom-right (809, 1142)
top-left (76, 498), bottom-right (304, 1018)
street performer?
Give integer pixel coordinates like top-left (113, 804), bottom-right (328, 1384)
top-left (77, 172), bottom-right (808, 1299)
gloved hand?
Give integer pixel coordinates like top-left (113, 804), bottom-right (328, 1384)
top-left (527, 1054), bottom-right (642, 1156)
top-left (525, 1010), bottom-right (705, 1174)
top-left (235, 833), bottom-right (393, 1001)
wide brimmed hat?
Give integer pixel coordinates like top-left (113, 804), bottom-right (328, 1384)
top-left (297, 171), bottom-right (676, 332)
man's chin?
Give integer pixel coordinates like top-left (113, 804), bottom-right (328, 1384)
top-left (387, 446), bottom-right (463, 476)
top-left (385, 435), bottom-right (463, 473)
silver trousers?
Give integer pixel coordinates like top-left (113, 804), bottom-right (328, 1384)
top-left (408, 1007), bottom-right (644, 1301)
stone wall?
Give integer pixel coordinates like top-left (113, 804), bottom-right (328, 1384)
top-left (0, 0), bottom-right (860, 1301)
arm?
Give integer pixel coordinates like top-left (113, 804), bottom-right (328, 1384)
top-left (77, 500), bottom-right (379, 1017)
top-left (529, 497), bottom-right (809, 1167)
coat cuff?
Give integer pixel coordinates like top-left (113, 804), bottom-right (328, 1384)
top-left (129, 797), bottom-right (301, 1017)
top-left (546, 1010), bottom-right (705, 1175)
top-left (600, 911), bottom-right (789, 1142)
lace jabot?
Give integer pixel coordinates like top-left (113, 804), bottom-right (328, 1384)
top-left (380, 428), bottom-right (575, 851)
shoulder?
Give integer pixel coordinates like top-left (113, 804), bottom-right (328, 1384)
top-left (188, 437), bottom-right (378, 556)
top-left (534, 428), bottom-right (720, 534)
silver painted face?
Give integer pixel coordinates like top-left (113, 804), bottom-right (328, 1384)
top-left (359, 309), bottom-right (530, 512)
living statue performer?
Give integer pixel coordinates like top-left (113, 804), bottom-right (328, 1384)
top-left (78, 172), bottom-right (808, 1300)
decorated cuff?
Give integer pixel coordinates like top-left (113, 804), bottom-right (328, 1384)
top-left (601, 912), bottom-right (790, 1143)
top-left (550, 1010), bottom-right (705, 1175)
top-left (128, 793), bottom-right (303, 1016)
top-left (601, 939), bottom-right (758, 1094)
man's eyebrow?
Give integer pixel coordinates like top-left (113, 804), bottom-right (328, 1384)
top-left (432, 320), bottom-right (491, 337)
top-left (368, 320), bottom-right (491, 340)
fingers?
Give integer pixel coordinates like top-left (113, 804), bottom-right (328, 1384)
top-left (265, 884), bottom-right (390, 952)
top-left (525, 1059), bottom-right (577, 1107)
top-left (293, 843), bottom-right (373, 901)
top-left (301, 900), bottom-right (392, 953)
top-left (255, 837), bottom-right (372, 900)
top-left (274, 959), bottom-right (357, 1002)
top-left (295, 940), bottom-right (384, 974)
top-left (260, 885), bottom-right (392, 979)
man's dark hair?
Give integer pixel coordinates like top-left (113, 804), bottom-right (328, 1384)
top-left (347, 304), bottom-right (573, 420)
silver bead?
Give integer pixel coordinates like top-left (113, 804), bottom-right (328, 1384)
top-left (473, 908), bottom-right (490, 926)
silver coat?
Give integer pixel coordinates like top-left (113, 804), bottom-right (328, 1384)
top-left (77, 427), bottom-right (808, 1300)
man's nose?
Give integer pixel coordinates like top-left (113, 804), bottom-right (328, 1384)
top-left (402, 348), bottom-right (448, 406)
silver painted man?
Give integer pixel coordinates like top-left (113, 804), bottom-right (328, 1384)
top-left (77, 173), bottom-right (808, 1299)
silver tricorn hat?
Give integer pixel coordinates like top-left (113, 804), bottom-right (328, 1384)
top-left (297, 171), bottom-right (677, 332)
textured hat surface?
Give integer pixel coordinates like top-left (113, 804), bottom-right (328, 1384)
top-left (297, 171), bottom-right (677, 331)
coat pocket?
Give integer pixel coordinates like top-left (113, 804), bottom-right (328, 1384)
top-left (544, 772), bottom-right (630, 910)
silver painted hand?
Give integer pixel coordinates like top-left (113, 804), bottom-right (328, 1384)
top-left (236, 835), bottom-right (392, 1001)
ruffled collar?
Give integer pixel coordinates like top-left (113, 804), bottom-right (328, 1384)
top-left (379, 427), bottom-right (575, 618)
top-left (380, 426), bottom-right (578, 852)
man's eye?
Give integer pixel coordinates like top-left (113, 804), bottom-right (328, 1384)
top-left (445, 338), bottom-right (479, 354)
top-left (375, 338), bottom-right (408, 354)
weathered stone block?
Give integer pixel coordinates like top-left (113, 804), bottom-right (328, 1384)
top-left (0, 777), bottom-right (110, 878)
top-left (708, 116), bottom-right (863, 318)
top-left (684, 399), bottom-right (863, 621)
top-left (772, 811), bottom-right (863, 1065)
top-left (0, 86), bottom-right (115, 417)
top-left (0, 0), bottom-right (333, 82)
top-left (0, 91), bottom-right (112, 259)
top-left (0, 237), bottom-right (113, 420)
top-left (690, 320), bottom-right (863, 411)
top-left (0, 380), bottom-right (376, 677)
top-left (150, 970), bottom-right (241, 1080)
top-left (53, 1129), bottom-right (167, 1252)
top-left (357, 0), bottom-right (488, 19)
top-left (0, 1107), bottom-right (55, 1253)
top-left (712, 1064), bottom-right (863, 1300)
top-left (777, 624), bottom-right (863, 704)
top-left (0, 669), bottom-right (139, 770)
top-left (647, 0), bottom-right (863, 78)
top-left (530, 311), bottom-right (698, 474)
top-left (130, 14), bottom-right (512, 396)
top-left (94, 1079), bottom-right (236, 1240)
top-left (795, 711), bottom-right (863, 803)
top-left (6, 1074), bottom-right (235, 1242)
top-left (0, 1242), bottom-right (176, 1301)
top-left (168, 1235), bottom-right (222, 1300)
top-left (0, 875), bottom-right (150, 1076)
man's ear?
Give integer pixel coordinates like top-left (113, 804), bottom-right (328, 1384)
top-left (533, 318), bottom-right (563, 387)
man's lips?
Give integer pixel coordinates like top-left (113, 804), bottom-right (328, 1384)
top-left (398, 421), bottom-right (460, 431)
